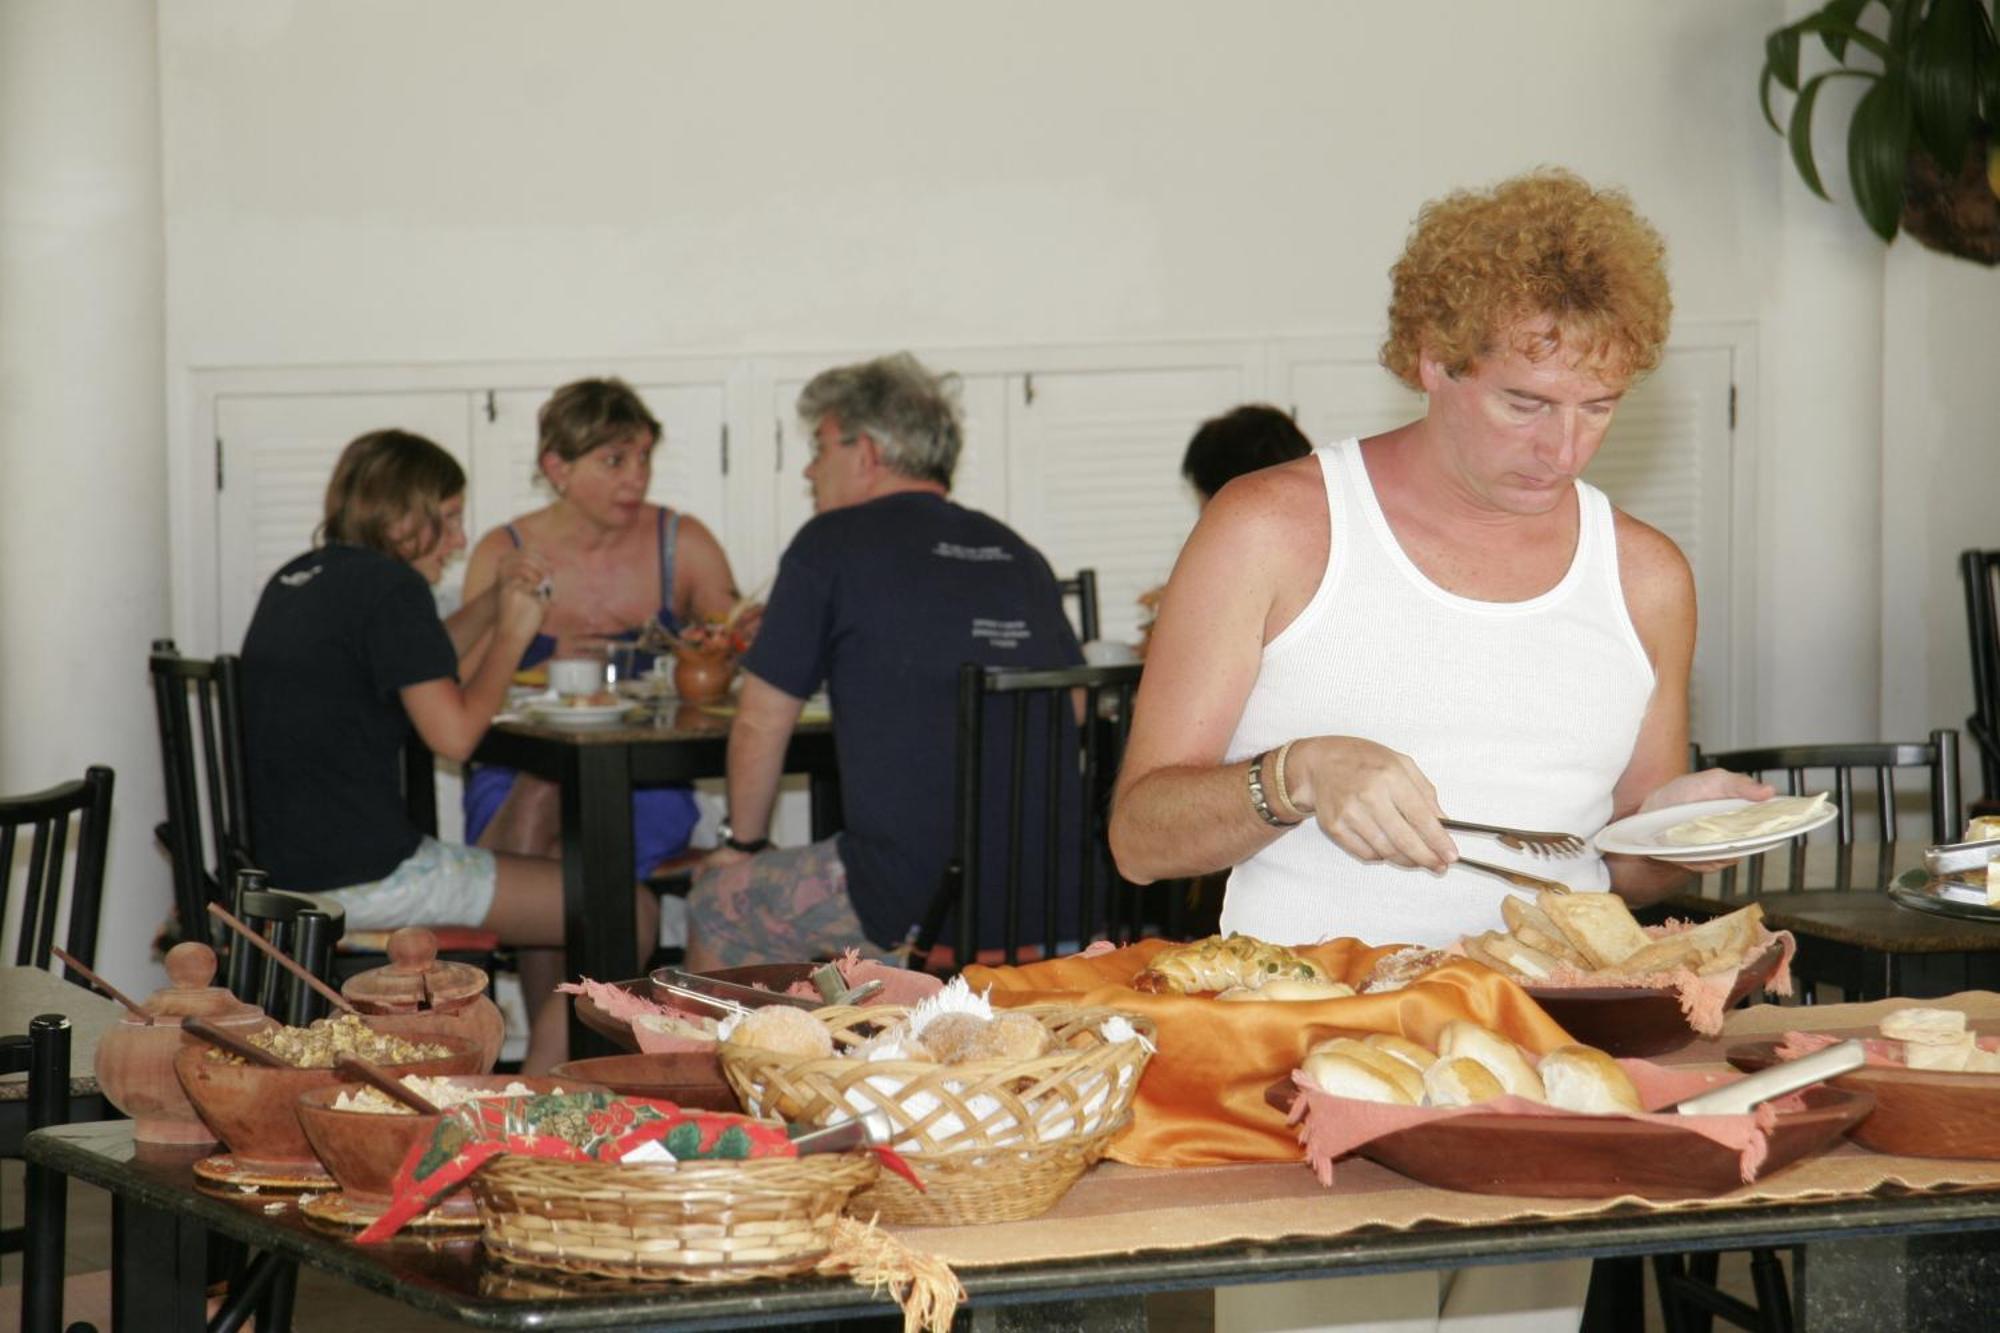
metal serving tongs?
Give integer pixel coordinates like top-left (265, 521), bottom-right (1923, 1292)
top-left (650, 966), bottom-right (882, 1016)
top-left (1441, 818), bottom-right (1587, 858)
top-left (1670, 1039), bottom-right (1866, 1116)
top-left (1456, 857), bottom-right (1573, 896)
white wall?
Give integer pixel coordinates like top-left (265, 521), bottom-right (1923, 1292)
top-left (18, 0), bottom-right (1995, 990)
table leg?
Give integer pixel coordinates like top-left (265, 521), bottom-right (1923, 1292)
top-left (111, 1194), bottom-right (207, 1333)
top-left (561, 745), bottom-right (637, 1059)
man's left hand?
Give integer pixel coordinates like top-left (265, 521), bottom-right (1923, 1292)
top-left (1636, 767), bottom-right (1777, 872)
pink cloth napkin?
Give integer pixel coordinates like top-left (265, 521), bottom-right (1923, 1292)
top-left (1776, 1029), bottom-right (2000, 1066)
top-left (1289, 1059), bottom-right (1788, 1187)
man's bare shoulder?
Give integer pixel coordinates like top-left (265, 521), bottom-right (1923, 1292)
top-left (1202, 454), bottom-right (1326, 538)
top-left (1611, 507), bottom-right (1693, 630)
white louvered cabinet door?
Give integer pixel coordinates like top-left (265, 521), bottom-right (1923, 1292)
top-left (468, 382), bottom-right (728, 561)
top-left (1003, 365), bottom-right (1246, 644)
top-left (1285, 360), bottom-right (1422, 448)
top-left (214, 392), bottom-right (473, 650)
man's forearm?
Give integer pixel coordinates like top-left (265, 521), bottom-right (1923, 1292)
top-left (724, 715), bottom-right (793, 842)
top-left (1109, 760), bottom-right (1287, 884)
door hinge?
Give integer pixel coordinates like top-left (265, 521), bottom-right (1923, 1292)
top-left (720, 422), bottom-right (730, 476)
top-left (1728, 383), bottom-right (1737, 430)
top-left (484, 390), bottom-right (498, 423)
top-left (214, 436), bottom-right (224, 490)
top-left (1023, 373), bottom-right (1036, 407)
top-left (774, 420), bottom-right (784, 472)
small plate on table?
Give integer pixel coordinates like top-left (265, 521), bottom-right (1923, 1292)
top-left (1596, 799), bottom-right (1841, 862)
top-left (1729, 1030), bottom-right (2000, 1160)
top-left (519, 693), bottom-right (641, 727)
top-left (1887, 868), bottom-right (2000, 924)
top-left (1522, 940), bottom-right (1787, 1057)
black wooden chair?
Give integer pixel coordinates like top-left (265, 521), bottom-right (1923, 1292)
top-left (2, 1015), bottom-right (95, 1333)
top-left (1651, 730), bottom-right (1961, 1333)
top-left (223, 868), bottom-right (339, 1027)
top-left (1058, 568), bottom-right (1101, 644)
top-left (149, 639), bottom-right (252, 947)
top-left (1, 766), bottom-right (113, 975)
top-left (1962, 549), bottom-right (2000, 818)
top-left (914, 661), bottom-right (1178, 970)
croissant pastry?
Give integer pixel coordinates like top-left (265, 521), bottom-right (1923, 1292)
top-left (1131, 932), bottom-right (1332, 994)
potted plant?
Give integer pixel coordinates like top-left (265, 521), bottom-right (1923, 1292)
top-left (1760, 0), bottom-right (2000, 263)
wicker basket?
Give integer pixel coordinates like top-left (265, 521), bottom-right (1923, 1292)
top-left (469, 1152), bottom-right (878, 1282)
top-left (719, 1004), bottom-right (1153, 1225)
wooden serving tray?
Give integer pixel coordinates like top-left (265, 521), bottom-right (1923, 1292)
top-left (1730, 1031), bottom-right (2000, 1160)
top-left (1523, 940), bottom-right (1785, 1057)
top-left (1266, 1076), bottom-right (1871, 1199)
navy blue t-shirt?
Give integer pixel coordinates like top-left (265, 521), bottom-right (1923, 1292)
top-left (240, 544), bottom-right (459, 890)
top-left (742, 492), bottom-right (1084, 948)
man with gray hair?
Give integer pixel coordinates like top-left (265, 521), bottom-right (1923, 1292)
top-left (686, 353), bottom-right (1082, 968)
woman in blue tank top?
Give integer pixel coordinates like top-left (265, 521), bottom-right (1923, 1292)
top-left (460, 379), bottom-right (745, 878)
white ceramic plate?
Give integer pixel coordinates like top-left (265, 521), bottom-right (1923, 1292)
top-left (521, 693), bottom-right (637, 726)
top-left (1595, 798), bottom-right (1840, 861)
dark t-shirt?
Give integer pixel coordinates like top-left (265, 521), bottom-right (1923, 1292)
top-left (240, 544), bottom-right (459, 890)
top-left (742, 492), bottom-right (1084, 949)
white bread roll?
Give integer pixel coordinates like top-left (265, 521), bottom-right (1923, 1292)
top-left (1422, 1056), bottom-right (1505, 1107)
top-left (1218, 977), bottom-right (1356, 1001)
top-left (1363, 1033), bottom-right (1438, 1074)
top-left (1538, 1045), bottom-right (1644, 1114)
top-left (1301, 1049), bottom-right (1415, 1105)
top-left (1905, 1035), bottom-right (1975, 1072)
top-left (1881, 1007), bottom-right (1968, 1044)
top-left (1307, 1037), bottom-right (1424, 1103)
top-left (1436, 1020), bottom-right (1547, 1102)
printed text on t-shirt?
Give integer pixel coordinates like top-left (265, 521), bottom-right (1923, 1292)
top-left (972, 618), bottom-right (1033, 649)
top-left (932, 542), bottom-right (1015, 563)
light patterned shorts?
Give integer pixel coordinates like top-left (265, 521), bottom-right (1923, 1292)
top-left (308, 836), bottom-right (499, 933)
top-left (686, 839), bottom-right (898, 968)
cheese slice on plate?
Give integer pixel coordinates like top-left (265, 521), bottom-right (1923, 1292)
top-left (1660, 792), bottom-right (1830, 847)
top-left (1988, 858), bottom-right (2000, 907)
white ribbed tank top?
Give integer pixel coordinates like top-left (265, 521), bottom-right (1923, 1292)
top-left (1220, 438), bottom-right (1656, 948)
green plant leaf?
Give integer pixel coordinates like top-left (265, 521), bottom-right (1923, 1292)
top-left (1848, 72), bottom-right (1915, 240)
top-left (1793, 13), bottom-right (1899, 65)
top-left (1910, 0), bottom-right (1985, 169)
top-left (1819, 0), bottom-right (1881, 61)
top-left (1761, 64), bottom-right (1788, 135)
top-left (1889, 0), bottom-right (1922, 50)
top-left (1768, 25), bottom-right (1804, 91)
top-left (1790, 70), bottom-right (1873, 199)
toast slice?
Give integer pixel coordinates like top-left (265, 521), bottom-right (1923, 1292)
top-left (1480, 933), bottom-right (1563, 982)
top-left (1539, 891), bottom-right (1652, 970)
top-left (1501, 896), bottom-right (1591, 968)
top-left (1611, 903), bottom-right (1766, 977)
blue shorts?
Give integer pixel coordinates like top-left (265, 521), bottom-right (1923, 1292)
top-left (463, 765), bottom-right (697, 880)
top-left (306, 836), bottom-right (498, 932)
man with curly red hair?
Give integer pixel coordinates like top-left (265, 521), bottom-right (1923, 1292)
top-left (1112, 168), bottom-right (1766, 948)
top-left (1110, 162), bottom-right (1772, 1333)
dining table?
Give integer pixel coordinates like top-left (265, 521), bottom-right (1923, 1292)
top-left (26, 991), bottom-right (2000, 1332)
top-left (472, 698), bottom-right (839, 1057)
top-left (1658, 841), bottom-right (2000, 1002)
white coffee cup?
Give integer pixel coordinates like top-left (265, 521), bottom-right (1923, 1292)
top-left (548, 656), bottom-right (606, 697)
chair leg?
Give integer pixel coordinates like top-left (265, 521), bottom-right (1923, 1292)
top-left (1748, 1248), bottom-right (1794, 1333)
top-left (1582, 1255), bottom-right (1644, 1332)
top-left (22, 1016), bottom-right (72, 1333)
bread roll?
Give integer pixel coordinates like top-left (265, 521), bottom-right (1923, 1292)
top-left (1481, 934), bottom-right (1563, 983)
top-left (1360, 946), bottom-right (1451, 993)
top-left (1363, 1033), bottom-right (1438, 1073)
top-left (1881, 1006), bottom-right (1968, 1044)
top-left (1217, 977), bottom-right (1356, 1001)
top-left (1538, 1045), bottom-right (1644, 1114)
top-left (1306, 1038), bottom-right (1424, 1103)
top-left (1905, 1035), bottom-right (1976, 1072)
top-left (1436, 1021), bottom-right (1546, 1102)
top-left (731, 1005), bottom-right (835, 1058)
top-left (1540, 892), bottom-right (1652, 970)
top-left (1422, 1056), bottom-right (1506, 1107)
top-left (1301, 1049), bottom-right (1415, 1105)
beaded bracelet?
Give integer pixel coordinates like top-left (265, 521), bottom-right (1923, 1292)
top-left (1247, 750), bottom-right (1302, 828)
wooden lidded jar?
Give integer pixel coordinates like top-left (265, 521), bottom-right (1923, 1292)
top-left (94, 941), bottom-right (269, 1145)
top-left (341, 927), bottom-right (504, 1072)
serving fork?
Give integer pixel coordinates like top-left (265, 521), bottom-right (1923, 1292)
top-left (1440, 818), bottom-right (1587, 858)
top-left (1455, 856), bottom-right (1573, 896)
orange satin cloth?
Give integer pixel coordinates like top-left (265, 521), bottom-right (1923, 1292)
top-left (965, 938), bottom-right (1576, 1167)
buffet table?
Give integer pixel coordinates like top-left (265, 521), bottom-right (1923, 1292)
top-left (28, 993), bottom-right (2000, 1331)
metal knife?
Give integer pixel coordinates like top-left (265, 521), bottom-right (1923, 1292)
top-left (1671, 1038), bottom-right (1866, 1116)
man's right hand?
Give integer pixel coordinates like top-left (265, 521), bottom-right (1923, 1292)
top-left (1287, 736), bottom-right (1457, 871)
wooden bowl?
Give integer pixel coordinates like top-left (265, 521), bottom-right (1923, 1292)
top-left (1357, 1085), bottom-right (1872, 1199)
top-left (547, 1051), bottom-right (741, 1112)
top-left (1523, 941), bottom-right (1785, 1057)
top-left (574, 965), bottom-right (820, 1054)
top-left (1729, 1034), bottom-right (2000, 1160)
top-left (174, 1034), bottom-right (483, 1173)
top-left (296, 1075), bottom-right (598, 1208)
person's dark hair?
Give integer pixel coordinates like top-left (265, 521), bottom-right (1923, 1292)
top-left (537, 377), bottom-right (662, 468)
top-left (796, 352), bottom-right (963, 487)
top-left (318, 429), bottom-right (465, 560)
top-left (1180, 404), bottom-right (1313, 500)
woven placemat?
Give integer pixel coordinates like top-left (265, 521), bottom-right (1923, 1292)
top-left (887, 993), bottom-right (2000, 1269)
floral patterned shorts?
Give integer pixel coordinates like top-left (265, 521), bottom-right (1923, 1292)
top-left (686, 839), bottom-right (896, 968)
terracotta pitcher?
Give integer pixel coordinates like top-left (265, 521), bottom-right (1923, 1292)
top-left (95, 941), bottom-right (269, 1145)
top-left (673, 651), bottom-right (735, 704)
top-left (341, 927), bottom-right (505, 1072)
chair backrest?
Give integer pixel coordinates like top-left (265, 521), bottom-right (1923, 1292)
top-left (917, 661), bottom-right (1166, 970)
top-left (1057, 569), bottom-right (1101, 645)
top-left (150, 639), bottom-right (253, 946)
top-left (0, 767), bottom-right (113, 974)
top-left (224, 869), bottom-right (337, 1026)
top-left (1694, 729), bottom-right (1960, 895)
top-left (1962, 550), bottom-right (2000, 808)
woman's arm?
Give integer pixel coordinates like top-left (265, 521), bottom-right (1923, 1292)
top-left (403, 577), bottom-right (546, 762)
top-left (671, 515), bottom-right (742, 624)
top-left (447, 530), bottom-right (547, 673)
